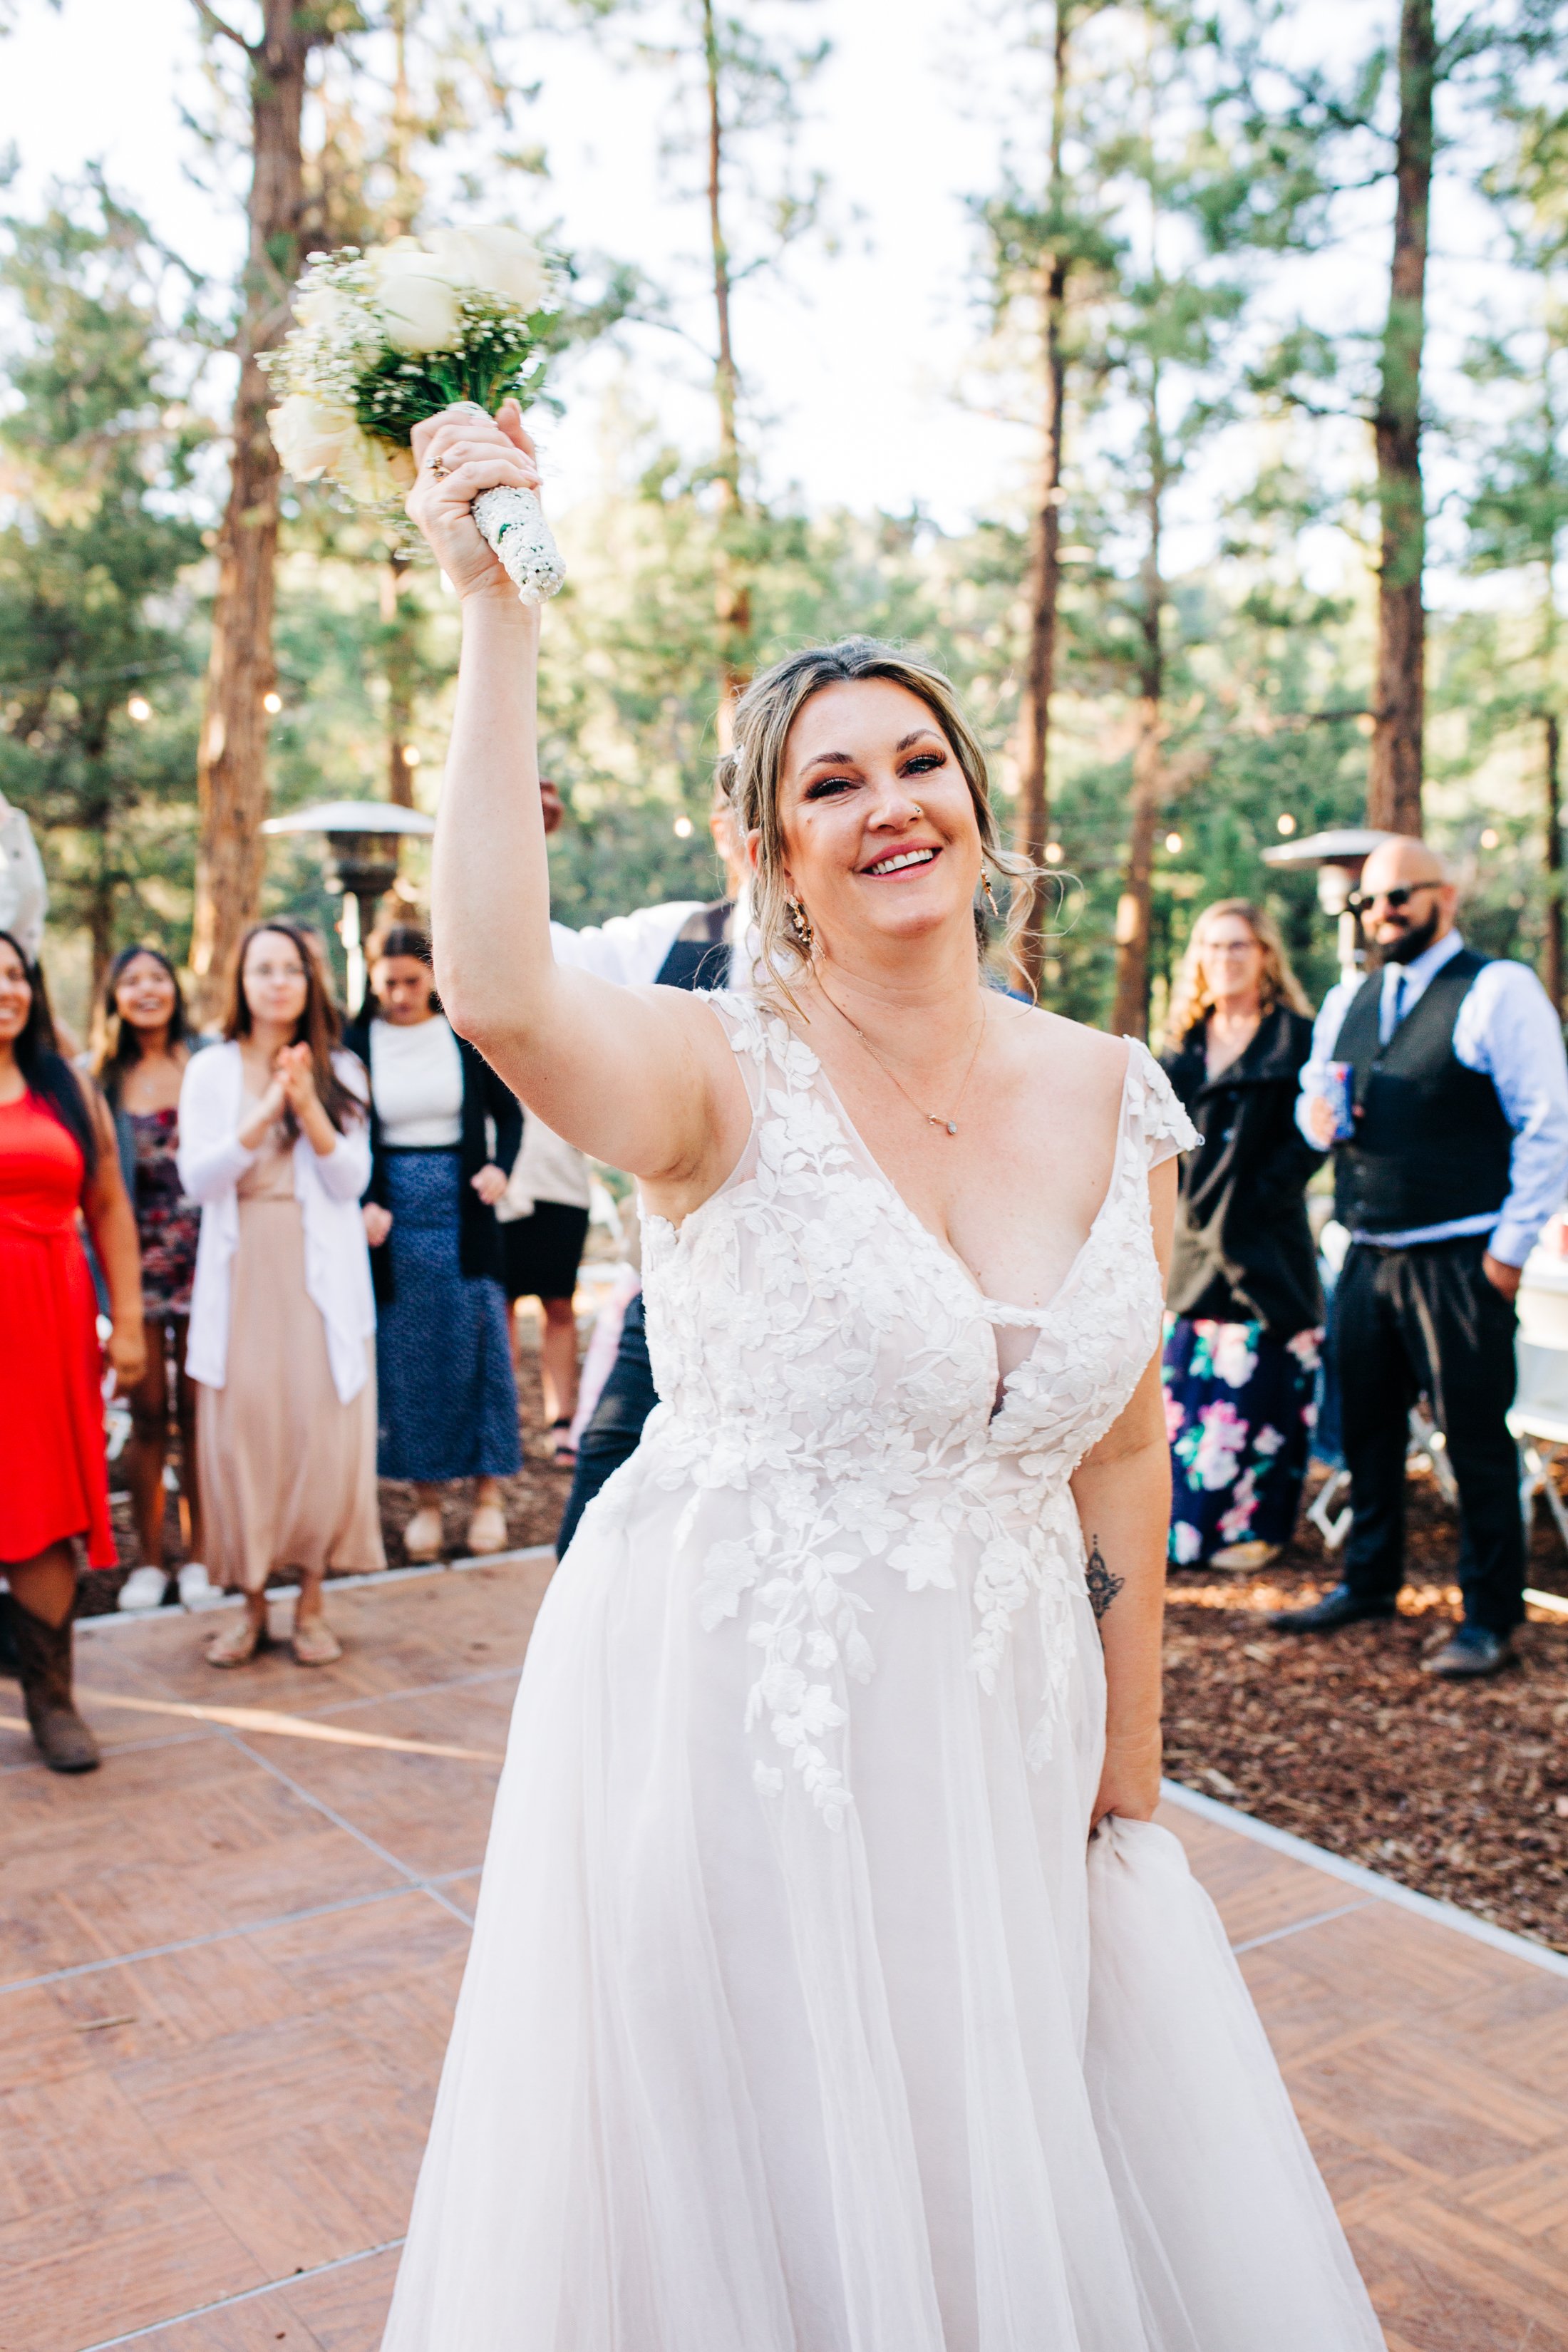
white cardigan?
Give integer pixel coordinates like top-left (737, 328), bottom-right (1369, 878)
top-left (177, 1041), bottom-right (376, 1404)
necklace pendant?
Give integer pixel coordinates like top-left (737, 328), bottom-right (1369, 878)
top-left (945, 1118), bottom-right (959, 1136)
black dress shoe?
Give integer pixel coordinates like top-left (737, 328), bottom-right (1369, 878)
top-left (1420, 1626), bottom-right (1515, 1679)
top-left (1266, 1584), bottom-right (1397, 1635)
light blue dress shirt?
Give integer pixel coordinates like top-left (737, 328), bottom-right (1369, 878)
top-left (1296, 929), bottom-right (1568, 1266)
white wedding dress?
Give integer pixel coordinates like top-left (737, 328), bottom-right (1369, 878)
top-left (383, 994), bottom-right (1383, 2352)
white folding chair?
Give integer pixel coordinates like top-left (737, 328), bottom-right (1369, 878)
top-left (1510, 1247), bottom-right (1568, 1556)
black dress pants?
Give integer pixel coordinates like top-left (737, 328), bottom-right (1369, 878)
top-left (1336, 1236), bottom-right (1523, 1634)
top-left (555, 1292), bottom-right (658, 1558)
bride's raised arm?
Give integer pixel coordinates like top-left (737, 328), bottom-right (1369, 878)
top-left (406, 403), bottom-right (746, 1206)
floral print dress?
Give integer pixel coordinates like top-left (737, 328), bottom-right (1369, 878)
top-left (129, 1105), bottom-right (200, 1318)
top-left (1162, 1316), bottom-right (1321, 1563)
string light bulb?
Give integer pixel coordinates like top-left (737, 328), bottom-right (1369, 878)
top-left (1165, 831), bottom-right (1183, 855)
top-left (1479, 827), bottom-right (1500, 850)
top-left (262, 691), bottom-right (283, 714)
top-left (1043, 842), bottom-right (1063, 866)
top-left (404, 746), bottom-right (421, 767)
top-left (126, 696), bottom-right (152, 723)
top-left (673, 815), bottom-right (693, 839)
top-left (1276, 813), bottom-right (1297, 836)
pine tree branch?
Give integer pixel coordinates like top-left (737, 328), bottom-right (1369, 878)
top-left (190, 0), bottom-right (253, 56)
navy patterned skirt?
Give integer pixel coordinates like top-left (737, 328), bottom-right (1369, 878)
top-left (376, 1150), bottom-right (522, 1483)
top-left (1162, 1316), bottom-right (1321, 1564)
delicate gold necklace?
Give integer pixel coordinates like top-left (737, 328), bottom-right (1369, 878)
top-left (816, 981), bottom-right (988, 1137)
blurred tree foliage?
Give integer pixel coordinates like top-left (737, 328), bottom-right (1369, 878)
top-left (0, 176), bottom-right (207, 1024)
top-left (3, 0), bottom-right (1567, 1049)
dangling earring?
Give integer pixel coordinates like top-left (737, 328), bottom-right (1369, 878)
top-left (788, 897), bottom-right (816, 956)
top-left (980, 869), bottom-right (1000, 919)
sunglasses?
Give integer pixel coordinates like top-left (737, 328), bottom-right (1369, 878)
top-left (1345, 882), bottom-right (1439, 916)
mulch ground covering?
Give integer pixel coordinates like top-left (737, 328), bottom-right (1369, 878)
top-left (1165, 1460), bottom-right (1568, 1957)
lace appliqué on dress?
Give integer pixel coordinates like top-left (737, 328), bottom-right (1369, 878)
top-left (636, 1004), bottom-right (1185, 1825)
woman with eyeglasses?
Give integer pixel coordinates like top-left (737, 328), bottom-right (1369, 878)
top-left (0, 931), bottom-right (144, 1770)
top-left (94, 944), bottom-right (212, 1613)
top-left (178, 920), bottom-right (383, 1667)
top-left (1158, 900), bottom-right (1324, 1572)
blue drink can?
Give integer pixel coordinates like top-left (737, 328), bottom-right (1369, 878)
top-left (1321, 1060), bottom-right (1355, 1143)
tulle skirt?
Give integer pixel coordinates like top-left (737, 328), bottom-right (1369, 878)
top-left (382, 1448), bottom-right (1383, 2351)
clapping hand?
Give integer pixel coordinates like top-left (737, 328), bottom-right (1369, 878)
top-left (274, 1041), bottom-right (317, 1111)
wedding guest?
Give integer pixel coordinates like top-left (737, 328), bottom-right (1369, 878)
top-left (178, 920), bottom-right (381, 1667)
top-left (497, 1115), bottom-right (590, 1465)
top-left (95, 945), bottom-right (212, 1612)
top-left (0, 930), bottom-right (144, 1770)
top-left (1276, 835), bottom-right (1568, 1676)
top-left (1159, 901), bottom-right (1324, 1572)
top-left (345, 927), bottom-right (520, 1561)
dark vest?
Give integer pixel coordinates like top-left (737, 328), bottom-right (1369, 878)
top-left (1331, 947), bottom-right (1513, 1234)
top-left (654, 899), bottom-right (733, 992)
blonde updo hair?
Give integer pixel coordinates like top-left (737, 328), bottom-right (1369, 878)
top-left (728, 637), bottom-right (1040, 987)
top-left (1162, 897), bottom-right (1310, 1050)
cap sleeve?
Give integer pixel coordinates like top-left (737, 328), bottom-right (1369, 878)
top-left (1125, 1038), bottom-right (1198, 1169)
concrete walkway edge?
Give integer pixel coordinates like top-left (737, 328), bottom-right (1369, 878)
top-left (1161, 1774), bottom-right (1568, 1981)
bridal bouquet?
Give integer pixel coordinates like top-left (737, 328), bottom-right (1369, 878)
top-left (263, 226), bottom-right (567, 604)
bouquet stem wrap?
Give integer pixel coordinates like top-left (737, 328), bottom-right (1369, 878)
top-left (453, 403), bottom-right (565, 606)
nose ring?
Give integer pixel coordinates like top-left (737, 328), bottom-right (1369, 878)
top-left (912, 802), bottom-right (924, 817)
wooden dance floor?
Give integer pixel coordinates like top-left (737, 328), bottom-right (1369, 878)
top-left (4, 1554), bottom-right (1567, 2352)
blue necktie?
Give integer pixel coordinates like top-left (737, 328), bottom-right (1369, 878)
top-left (1386, 971), bottom-right (1408, 1042)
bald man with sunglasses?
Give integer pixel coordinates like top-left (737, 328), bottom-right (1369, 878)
top-left (1274, 835), bottom-right (1568, 1676)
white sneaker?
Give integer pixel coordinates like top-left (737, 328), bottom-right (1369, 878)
top-left (177, 1562), bottom-right (218, 1609)
top-left (118, 1565), bottom-right (170, 1612)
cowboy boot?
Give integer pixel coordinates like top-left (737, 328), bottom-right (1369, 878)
top-left (11, 1604), bottom-right (100, 1773)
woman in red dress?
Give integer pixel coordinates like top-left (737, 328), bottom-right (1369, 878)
top-left (0, 929), bottom-right (145, 1770)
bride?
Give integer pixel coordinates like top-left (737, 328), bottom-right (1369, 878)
top-left (383, 401), bottom-right (1383, 2352)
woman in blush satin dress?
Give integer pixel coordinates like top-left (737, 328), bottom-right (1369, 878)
top-left (380, 401), bottom-right (1386, 2352)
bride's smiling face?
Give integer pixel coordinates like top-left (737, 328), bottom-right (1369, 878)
top-left (773, 678), bottom-right (983, 952)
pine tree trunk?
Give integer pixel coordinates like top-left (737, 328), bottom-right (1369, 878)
top-left (702, 0), bottom-right (750, 747)
top-left (1546, 710), bottom-right (1564, 1019)
top-left (189, 2), bottom-right (329, 1016)
top-left (1011, 1), bottom-right (1071, 996)
top-left (1111, 401), bottom-right (1164, 1042)
top-left (1368, 0), bottom-right (1433, 837)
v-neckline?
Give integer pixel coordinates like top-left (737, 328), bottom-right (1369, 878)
top-left (790, 1023), bottom-right (1135, 1336)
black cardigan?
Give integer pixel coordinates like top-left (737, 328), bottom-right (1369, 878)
top-left (1161, 1004), bottom-right (1324, 1339)
top-left (343, 1013), bottom-right (523, 1306)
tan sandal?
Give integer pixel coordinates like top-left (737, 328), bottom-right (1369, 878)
top-left (465, 1502), bottom-right (508, 1556)
top-left (205, 1613), bottom-right (271, 1669)
top-left (291, 1616), bottom-right (342, 1667)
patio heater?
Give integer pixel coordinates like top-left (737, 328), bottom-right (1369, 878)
top-left (1259, 826), bottom-right (1395, 985)
top-left (261, 800), bottom-right (435, 1013)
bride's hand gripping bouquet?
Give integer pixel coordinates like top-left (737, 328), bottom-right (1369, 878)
top-left (262, 225), bottom-right (566, 605)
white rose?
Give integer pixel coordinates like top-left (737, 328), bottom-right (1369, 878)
top-left (336, 429), bottom-right (418, 505)
top-left (365, 244), bottom-right (462, 354)
top-left (269, 393), bottom-right (360, 482)
top-left (426, 225), bottom-right (548, 314)
top-left (294, 284), bottom-right (362, 337)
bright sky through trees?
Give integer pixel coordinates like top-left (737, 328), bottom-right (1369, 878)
top-left (0, 0), bottom-right (1520, 594)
